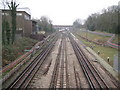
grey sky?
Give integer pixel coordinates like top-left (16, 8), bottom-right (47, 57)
top-left (0, 0), bottom-right (119, 25)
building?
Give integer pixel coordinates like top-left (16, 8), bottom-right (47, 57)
top-left (2, 9), bottom-right (32, 37)
top-left (31, 20), bottom-right (40, 35)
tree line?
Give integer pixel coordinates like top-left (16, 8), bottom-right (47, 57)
top-left (84, 5), bottom-right (119, 34)
top-left (73, 5), bottom-right (119, 34)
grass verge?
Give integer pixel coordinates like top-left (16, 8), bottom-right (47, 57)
top-left (75, 33), bottom-right (119, 67)
top-left (76, 31), bottom-right (110, 43)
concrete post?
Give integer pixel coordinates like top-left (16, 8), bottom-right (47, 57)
top-left (113, 55), bottom-right (120, 73)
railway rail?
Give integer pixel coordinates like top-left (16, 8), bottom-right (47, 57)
top-left (49, 33), bottom-right (69, 89)
top-left (4, 31), bottom-right (118, 89)
top-left (5, 33), bottom-right (58, 89)
top-left (73, 62), bottom-right (81, 88)
top-left (69, 33), bottom-right (110, 89)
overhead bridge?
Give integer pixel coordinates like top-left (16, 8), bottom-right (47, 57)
top-left (53, 25), bottom-right (73, 29)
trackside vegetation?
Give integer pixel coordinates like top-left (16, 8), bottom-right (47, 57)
top-left (2, 37), bottom-right (38, 67)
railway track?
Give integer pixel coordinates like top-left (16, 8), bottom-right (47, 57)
top-left (5, 33), bottom-right (58, 89)
top-left (69, 33), bottom-right (110, 89)
top-left (73, 61), bottom-right (81, 88)
top-left (49, 33), bottom-right (69, 89)
top-left (4, 31), bottom-right (118, 89)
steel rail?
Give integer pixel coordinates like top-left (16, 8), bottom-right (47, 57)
top-left (60, 37), bottom-right (64, 88)
top-left (69, 33), bottom-right (109, 89)
top-left (49, 33), bottom-right (69, 89)
top-left (21, 40), bottom-right (57, 89)
top-left (49, 35), bottom-right (63, 89)
top-left (69, 36), bottom-right (95, 89)
top-left (59, 34), bottom-right (68, 88)
top-left (6, 34), bottom-right (58, 89)
top-left (75, 42), bottom-right (109, 88)
top-left (64, 37), bottom-right (69, 88)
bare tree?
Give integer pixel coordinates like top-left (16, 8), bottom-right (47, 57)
top-left (37, 16), bottom-right (53, 32)
top-left (7, 0), bottom-right (19, 44)
top-left (73, 19), bottom-right (82, 29)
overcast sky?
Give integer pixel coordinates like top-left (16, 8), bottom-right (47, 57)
top-left (0, 0), bottom-right (119, 25)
